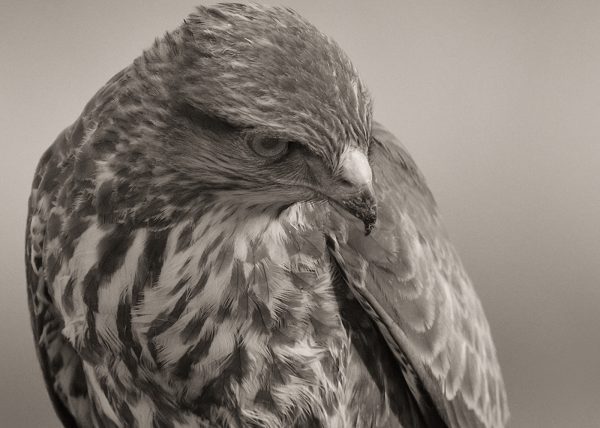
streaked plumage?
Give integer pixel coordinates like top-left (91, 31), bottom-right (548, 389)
top-left (26, 4), bottom-right (509, 427)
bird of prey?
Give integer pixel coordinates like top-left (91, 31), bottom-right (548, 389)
top-left (26, 4), bottom-right (509, 428)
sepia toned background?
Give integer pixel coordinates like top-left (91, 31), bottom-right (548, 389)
top-left (1, 1), bottom-right (599, 426)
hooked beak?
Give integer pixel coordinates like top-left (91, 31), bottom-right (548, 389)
top-left (332, 148), bottom-right (377, 234)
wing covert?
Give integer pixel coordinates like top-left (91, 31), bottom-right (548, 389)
top-left (327, 122), bottom-right (509, 428)
top-left (26, 121), bottom-right (94, 428)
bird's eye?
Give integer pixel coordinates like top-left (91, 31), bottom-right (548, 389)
top-left (250, 137), bottom-right (290, 159)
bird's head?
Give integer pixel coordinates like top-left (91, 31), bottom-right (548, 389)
top-left (108, 4), bottom-right (376, 232)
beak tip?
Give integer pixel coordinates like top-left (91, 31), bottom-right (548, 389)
top-left (364, 220), bottom-right (376, 235)
top-left (339, 195), bottom-right (377, 235)
top-left (363, 208), bottom-right (377, 235)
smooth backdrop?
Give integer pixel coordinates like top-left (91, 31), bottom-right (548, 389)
top-left (1, 1), bottom-right (599, 427)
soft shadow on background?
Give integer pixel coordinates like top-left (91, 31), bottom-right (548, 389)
top-left (1, 1), bottom-right (599, 427)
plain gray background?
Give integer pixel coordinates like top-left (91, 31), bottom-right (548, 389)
top-left (2, 1), bottom-right (599, 427)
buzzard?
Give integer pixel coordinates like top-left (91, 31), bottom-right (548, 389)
top-left (26, 4), bottom-right (509, 427)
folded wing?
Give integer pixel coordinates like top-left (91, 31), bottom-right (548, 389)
top-left (327, 122), bottom-right (509, 428)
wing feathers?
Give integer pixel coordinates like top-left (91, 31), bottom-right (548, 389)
top-left (26, 126), bottom-right (92, 427)
top-left (327, 121), bottom-right (509, 428)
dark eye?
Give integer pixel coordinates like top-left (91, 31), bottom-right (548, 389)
top-left (250, 137), bottom-right (290, 158)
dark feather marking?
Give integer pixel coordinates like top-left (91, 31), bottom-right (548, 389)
top-left (188, 342), bottom-right (249, 420)
top-left (197, 233), bottom-right (223, 269)
top-left (97, 225), bottom-right (134, 277)
top-left (270, 353), bottom-right (290, 384)
top-left (81, 226), bottom-right (134, 354)
top-left (214, 242), bottom-right (234, 275)
top-left (152, 413), bottom-right (176, 428)
top-left (118, 402), bottom-right (135, 427)
top-left (254, 385), bottom-right (277, 412)
top-left (147, 339), bottom-right (163, 369)
top-left (116, 298), bottom-right (142, 373)
top-left (46, 212), bottom-right (62, 241)
top-left (270, 327), bottom-right (297, 348)
top-left (79, 193), bottom-right (98, 217)
top-left (249, 292), bottom-right (274, 332)
top-left (82, 268), bottom-right (102, 353)
top-left (138, 228), bottom-right (170, 293)
top-left (92, 130), bottom-right (120, 154)
top-left (173, 101), bottom-right (241, 135)
top-left (46, 253), bottom-right (62, 285)
top-left (175, 221), bottom-right (195, 253)
top-left (131, 260), bottom-right (147, 309)
top-left (115, 180), bottom-right (131, 199)
top-left (230, 260), bottom-right (249, 320)
top-left (49, 350), bottom-right (64, 374)
top-left (174, 328), bottom-right (216, 379)
top-left (69, 362), bottom-right (88, 397)
top-left (134, 377), bottom-right (182, 425)
top-left (218, 208), bottom-right (234, 224)
top-left (221, 341), bottom-right (248, 383)
top-left (96, 180), bottom-right (115, 223)
top-left (215, 299), bottom-right (232, 321)
top-left (34, 255), bottom-right (42, 271)
top-left (309, 314), bottom-right (334, 344)
top-left (177, 257), bottom-right (191, 276)
top-left (170, 274), bottom-right (192, 296)
top-left (289, 270), bottom-right (314, 291)
top-left (188, 269), bottom-right (210, 299)
top-left (188, 347), bottom-right (246, 423)
top-left (147, 291), bottom-right (190, 340)
top-left (251, 243), bottom-right (269, 263)
top-left (62, 277), bottom-right (76, 315)
top-left (180, 311), bottom-right (210, 344)
top-left (131, 230), bottom-right (168, 310)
